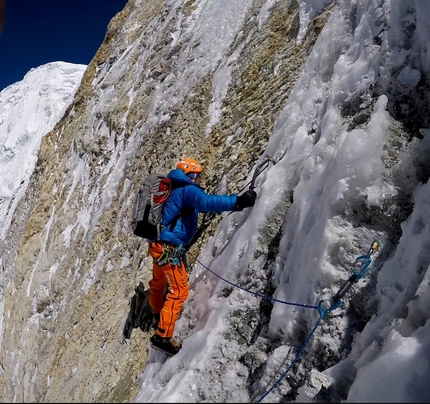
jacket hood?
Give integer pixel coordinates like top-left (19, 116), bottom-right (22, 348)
top-left (168, 168), bottom-right (202, 189)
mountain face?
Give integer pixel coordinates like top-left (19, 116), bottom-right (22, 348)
top-left (1, 0), bottom-right (430, 402)
top-left (0, 62), bottom-right (86, 241)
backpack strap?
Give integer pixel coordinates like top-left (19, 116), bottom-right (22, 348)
top-left (162, 184), bottom-right (194, 232)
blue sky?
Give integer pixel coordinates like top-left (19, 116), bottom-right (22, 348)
top-left (0, 0), bottom-right (126, 92)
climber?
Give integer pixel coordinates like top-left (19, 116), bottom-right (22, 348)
top-left (147, 158), bottom-right (257, 355)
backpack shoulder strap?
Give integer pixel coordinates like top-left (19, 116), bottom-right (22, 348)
top-left (163, 183), bottom-right (193, 231)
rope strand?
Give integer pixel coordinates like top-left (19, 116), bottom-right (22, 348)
top-left (185, 241), bottom-right (379, 402)
top-left (256, 312), bottom-right (325, 403)
top-left (186, 251), bottom-right (319, 310)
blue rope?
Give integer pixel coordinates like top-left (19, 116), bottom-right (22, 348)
top-left (256, 311), bottom-right (325, 403)
top-left (354, 255), bottom-right (371, 280)
top-left (185, 240), bottom-right (379, 402)
top-left (187, 252), bottom-right (319, 310)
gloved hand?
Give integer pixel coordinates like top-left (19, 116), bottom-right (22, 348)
top-left (234, 190), bottom-right (257, 211)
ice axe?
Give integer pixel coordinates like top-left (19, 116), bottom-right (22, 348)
top-left (187, 155), bottom-right (274, 247)
top-left (240, 155), bottom-right (274, 193)
top-left (226, 155), bottom-right (274, 217)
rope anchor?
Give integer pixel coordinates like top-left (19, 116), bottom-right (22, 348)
top-left (187, 235), bottom-right (380, 403)
top-left (317, 240), bottom-right (380, 316)
top-left (257, 240), bottom-right (380, 402)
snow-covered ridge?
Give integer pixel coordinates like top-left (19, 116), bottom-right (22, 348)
top-left (0, 61), bottom-right (86, 240)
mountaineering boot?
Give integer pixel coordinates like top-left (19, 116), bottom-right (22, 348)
top-left (150, 333), bottom-right (182, 356)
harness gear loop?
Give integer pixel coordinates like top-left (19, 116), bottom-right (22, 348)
top-left (155, 243), bottom-right (187, 266)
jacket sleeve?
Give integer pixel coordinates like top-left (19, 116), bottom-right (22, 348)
top-left (183, 186), bottom-right (237, 213)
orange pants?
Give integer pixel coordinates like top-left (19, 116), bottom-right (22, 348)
top-left (147, 242), bottom-right (188, 338)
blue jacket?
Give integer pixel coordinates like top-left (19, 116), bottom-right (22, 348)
top-left (158, 169), bottom-right (237, 246)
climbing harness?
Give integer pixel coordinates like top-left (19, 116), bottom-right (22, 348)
top-left (157, 243), bottom-right (187, 266)
top-left (185, 240), bottom-right (380, 402)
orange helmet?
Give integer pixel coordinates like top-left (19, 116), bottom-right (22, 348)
top-left (176, 158), bottom-right (202, 174)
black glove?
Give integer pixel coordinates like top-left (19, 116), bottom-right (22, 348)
top-left (234, 190), bottom-right (257, 211)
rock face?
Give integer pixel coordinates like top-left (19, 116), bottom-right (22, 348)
top-left (1, 0), bottom-right (429, 402)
